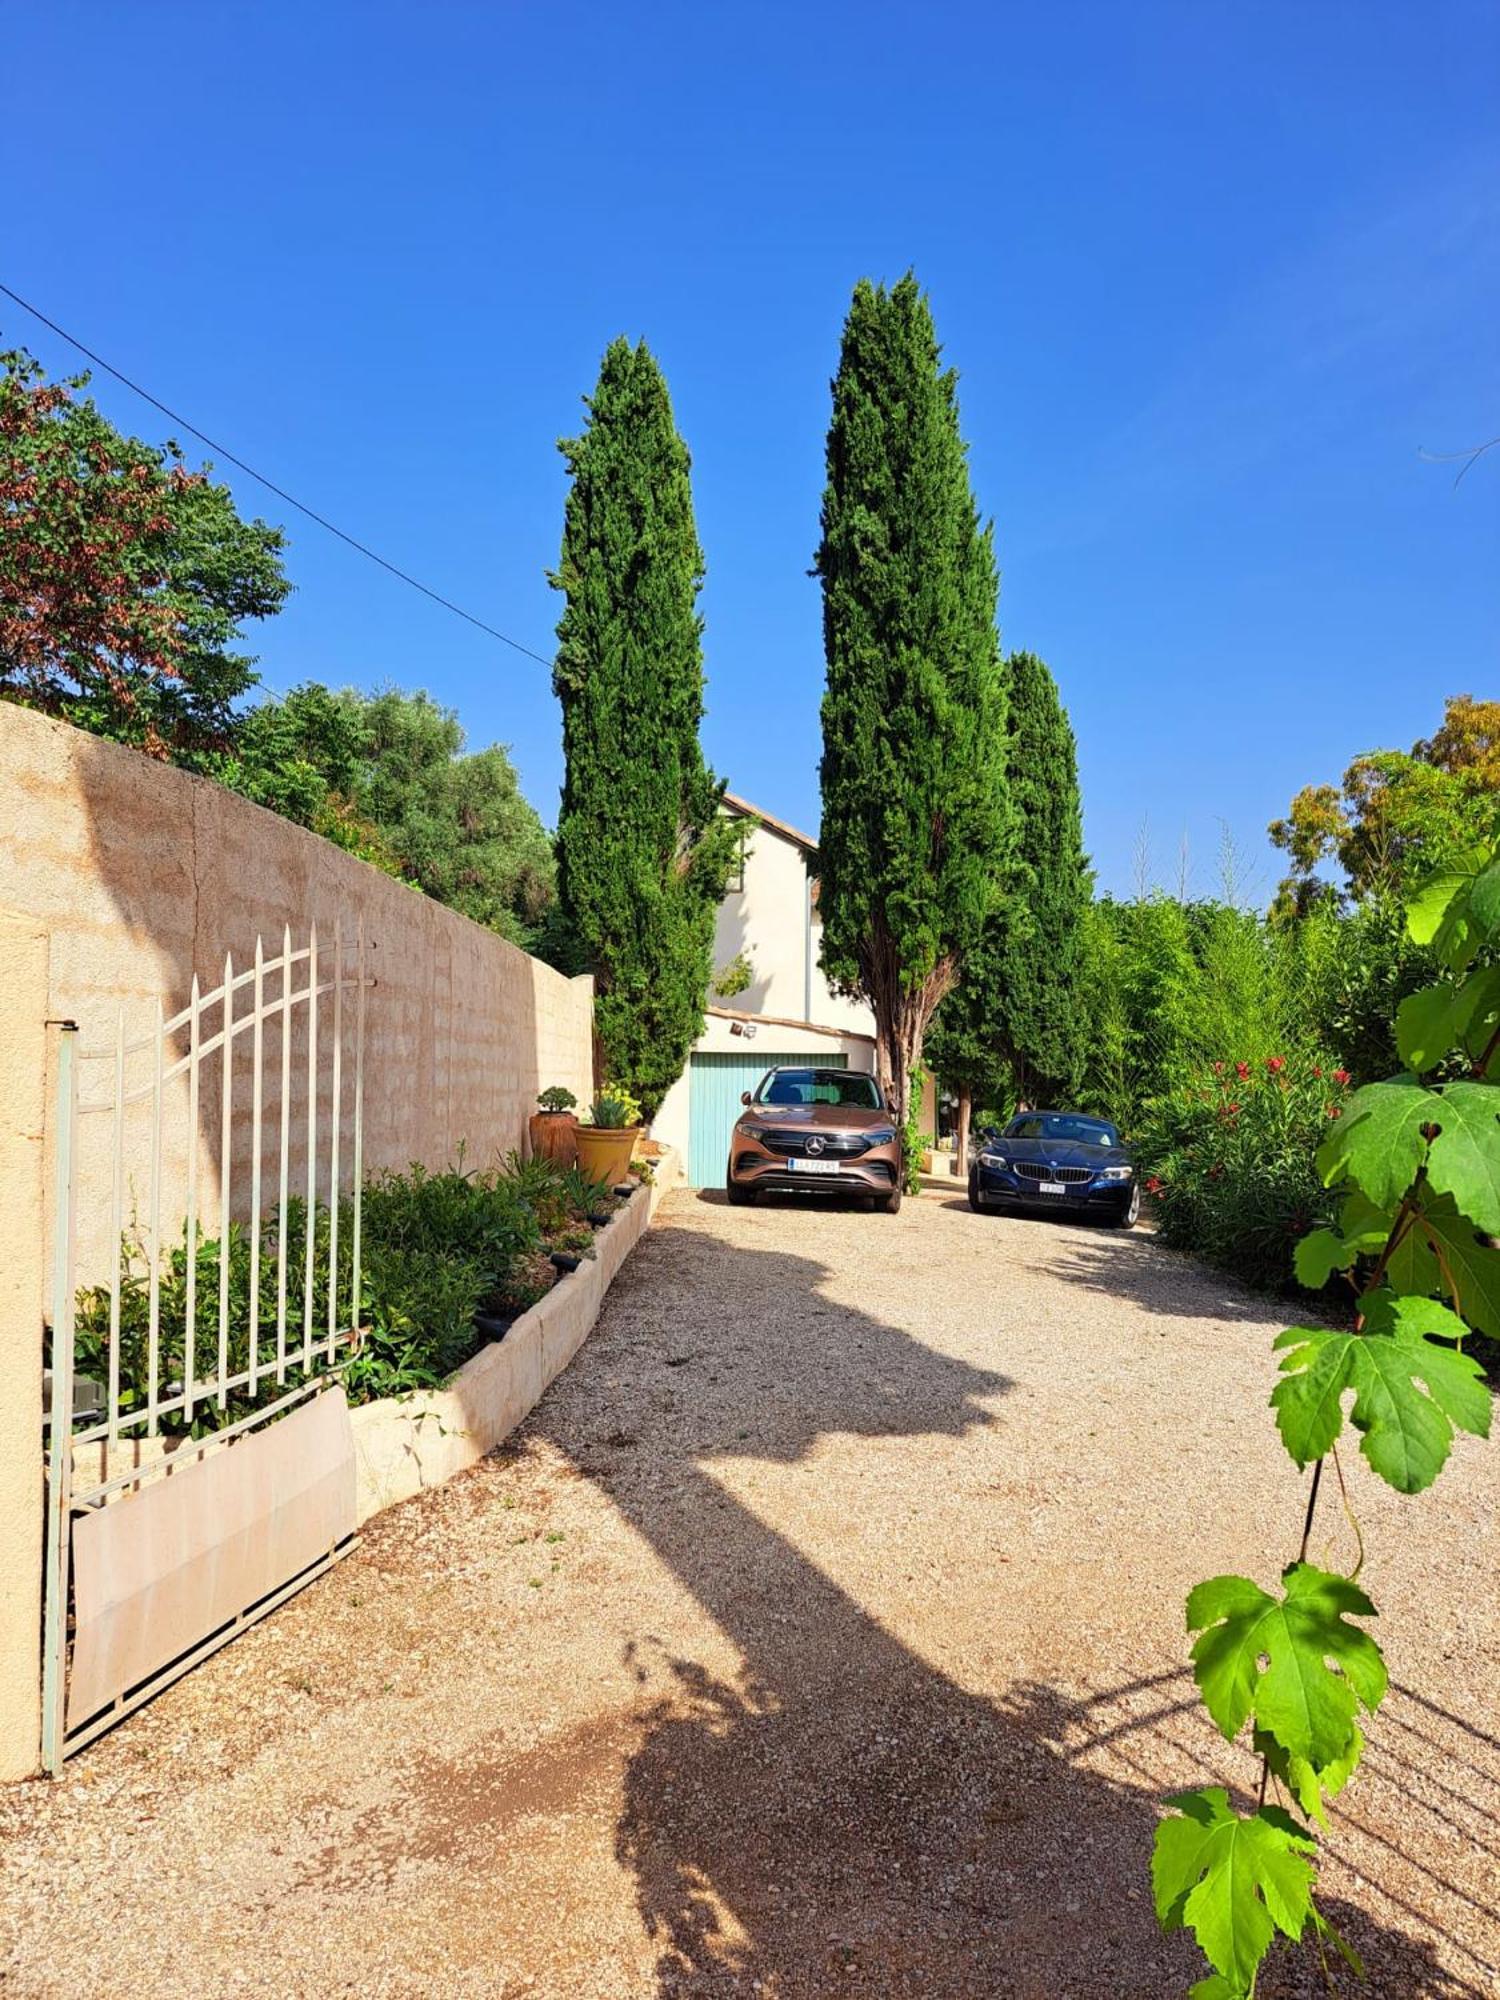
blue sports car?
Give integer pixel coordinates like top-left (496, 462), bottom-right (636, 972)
top-left (968, 1110), bottom-right (1139, 1228)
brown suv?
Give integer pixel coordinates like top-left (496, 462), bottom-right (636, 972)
top-left (726, 1066), bottom-right (904, 1212)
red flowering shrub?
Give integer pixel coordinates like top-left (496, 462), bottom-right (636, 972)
top-left (1134, 1055), bottom-right (1350, 1290)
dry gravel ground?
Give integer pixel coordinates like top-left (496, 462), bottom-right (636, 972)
top-left (2, 1187), bottom-right (1497, 1999)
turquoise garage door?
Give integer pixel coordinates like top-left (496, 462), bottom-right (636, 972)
top-left (687, 1050), bottom-right (849, 1188)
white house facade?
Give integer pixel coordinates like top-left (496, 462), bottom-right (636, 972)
top-left (653, 793), bottom-right (933, 1186)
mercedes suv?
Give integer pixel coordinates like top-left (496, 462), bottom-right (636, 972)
top-left (726, 1066), bottom-right (904, 1212)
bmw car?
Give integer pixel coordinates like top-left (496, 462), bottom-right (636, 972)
top-left (968, 1110), bottom-right (1139, 1227)
top-left (727, 1066), bottom-right (904, 1212)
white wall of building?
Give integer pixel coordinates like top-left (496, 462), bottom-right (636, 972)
top-left (710, 815), bottom-right (874, 1038)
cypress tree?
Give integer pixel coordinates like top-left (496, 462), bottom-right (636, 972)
top-left (815, 275), bottom-right (1010, 1137)
top-left (551, 338), bottom-right (736, 1119)
top-left (927, 650), bottom-right (1090, 1165)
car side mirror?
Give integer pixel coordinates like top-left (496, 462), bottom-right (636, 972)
top-left (741, 1091), bottom-right (753, 1106)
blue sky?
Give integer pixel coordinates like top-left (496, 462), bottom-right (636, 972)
top-left (4, 1), bottom-right (1496, 898)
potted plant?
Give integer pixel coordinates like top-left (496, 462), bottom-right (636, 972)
top-left (529, 1085), bottom-right (579, 1167)
top-left (574, 1088), bottom-right (643, 1187)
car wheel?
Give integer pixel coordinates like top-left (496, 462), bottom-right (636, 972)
top-left (967, 1174), bottom-right (981, 1212)
top-left (1113, 1182), bottom-right (1141, 1229)
top-left (726, 1179), bottom-right (754, 1206)
top-left (880, 1182), bottom-right (903, 1215)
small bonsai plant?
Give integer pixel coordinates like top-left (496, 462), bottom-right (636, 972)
top-left (536, 1085), bottom-right (578, 1114)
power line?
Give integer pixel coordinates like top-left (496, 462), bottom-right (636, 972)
top-left (0, 281), bottom-right (554, 668)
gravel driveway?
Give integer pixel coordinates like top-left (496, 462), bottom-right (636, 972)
top-left (2, 1187), bottom-right (1496, 1998)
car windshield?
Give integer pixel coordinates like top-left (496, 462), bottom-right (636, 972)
top-left (756, 1068), bottom-right (883, 1110)
top-left (1006, 1113), bottom-right (1119, 1148)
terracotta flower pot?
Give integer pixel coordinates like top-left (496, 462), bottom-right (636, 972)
top-left (529, 1110), bottom-right (579, 1168)
top-left (574, 1124), bottom-right (642, 1187)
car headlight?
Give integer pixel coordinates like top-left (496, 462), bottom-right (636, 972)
top-left (739, 1122), bottom-right (774, 1140)
top-left (865, 1126), bottom-right (897, 1145)
top-left (979, 1151), bottom-right (1008, 1168)
top-left (1100, 1165), bottom-right (1133, 1181)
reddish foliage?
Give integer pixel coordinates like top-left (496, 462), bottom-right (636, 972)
top-left (1, 353), bottom-right (203, 753)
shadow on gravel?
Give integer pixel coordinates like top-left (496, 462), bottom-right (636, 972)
top-left (536, 1218), bottom-right (1477, 1998)
top-left (1027, 1220), bottom-right (1282, 1325)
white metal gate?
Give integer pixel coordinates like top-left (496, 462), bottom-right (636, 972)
top-left (43, 921), bottom-right (372, 1769)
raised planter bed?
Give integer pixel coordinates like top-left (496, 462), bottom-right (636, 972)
top-left (347, 1147), bottom-right (680, 1525)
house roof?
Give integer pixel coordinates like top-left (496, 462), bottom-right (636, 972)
top-left (722, 790), bottom-right (818, 856)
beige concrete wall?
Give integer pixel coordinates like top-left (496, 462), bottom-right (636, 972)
top-left (0, 704), bottom-right (593, 1293)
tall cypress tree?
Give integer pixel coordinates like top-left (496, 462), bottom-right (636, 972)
top-left (926, 650), bottom-right (1090, 1165)
top-left (551, 338), bottom-right (736, 1119)
top-left (815, 275), bottom-right (1010, 1139)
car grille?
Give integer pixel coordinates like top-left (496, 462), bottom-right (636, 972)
top-left (760, 1132), bottom-right (873, 1158)
top-left (1014, 1162), bottom-right (1093, 1185)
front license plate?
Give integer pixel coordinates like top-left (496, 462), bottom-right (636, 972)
top-left (788, 1157), bottom-right (842, 1175)
top-left (1039, 1180), bottom-right (1068, 1195)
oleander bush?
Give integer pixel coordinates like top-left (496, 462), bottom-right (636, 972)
top-left (1135, 1056), bottom-right (1351, 1291)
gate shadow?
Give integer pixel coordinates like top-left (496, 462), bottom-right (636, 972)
top-left (531, 1219), bottom-right (1477, 1997)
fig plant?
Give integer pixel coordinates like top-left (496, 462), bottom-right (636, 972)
top-left (1153, 844), bottom-right (1496, 1996)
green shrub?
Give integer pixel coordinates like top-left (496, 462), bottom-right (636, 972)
top-left (901, 1063), bottom-right (929, 1195)
top-left (74, 1155), bottom-right (585, 1426)
top-left (1135, 1055), bottom-right (1352, 1291)
top-left (74, 1199), bottom-right (351, 1436)
top-left (495, 1151), bottom-right (613, 1235)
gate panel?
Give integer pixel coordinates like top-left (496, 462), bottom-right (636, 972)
top-left (67, 1386), bottom-right (355, 1732)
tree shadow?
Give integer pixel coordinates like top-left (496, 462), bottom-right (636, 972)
top-left (966, 1207), bottom-right (1288, 1326)
top-left (531, 1216), bottom-right (1481, 1996)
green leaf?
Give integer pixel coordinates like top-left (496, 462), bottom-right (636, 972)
top-left (1386, 1197), bottom-right (1500, 1339)
top-left (1152, 1788), bottom-right (1316, 1994)
top-left (1426, 1081), bottom-right (1500, 1234)
top-left (1187, 1563), bottom-right (1385, 1767)
top-left (1272, 1297), bottom-right (1491, 1493)
top-left (1254, 1723), bottom-right (1363, 1828)
top-left (1316, 1081), bottom-right (1434, 1206)
top-left (1293, 1229), bottom-right (1357, 1290)
top-left (1407, 851), bottom-right (1486, 970)
top-left (1467, 857), bottom-right (1500, 941)
top-left (1295, 1192), bottom-right (1398, 1290)
top-left (1395, 971), bottom-right (1500, 1073)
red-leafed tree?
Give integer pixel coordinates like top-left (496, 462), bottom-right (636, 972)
top-left (0, 348), bottom-right (288, 757)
